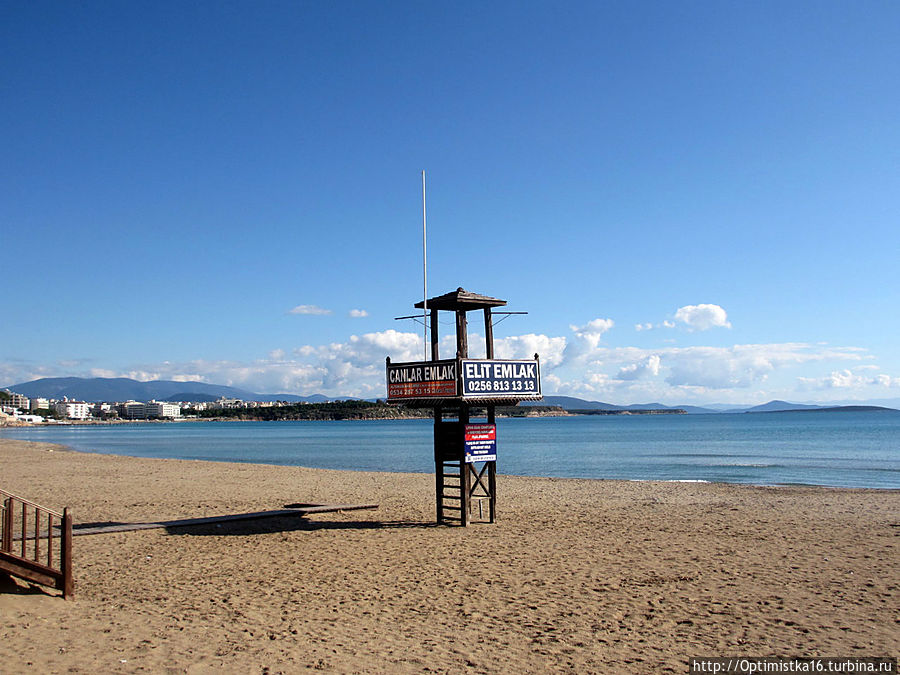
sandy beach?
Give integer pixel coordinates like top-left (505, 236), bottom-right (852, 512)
top-left (1, 438), bottom-right (897, 673)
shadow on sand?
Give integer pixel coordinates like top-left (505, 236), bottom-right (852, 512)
top-left (163, 517), bottom-right (438, 536)
top-left (70, 515), bottom-right (437, 537)
top-left (0, 571), bottom-right (61, 597)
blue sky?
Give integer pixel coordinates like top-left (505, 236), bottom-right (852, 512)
top-left (2, 1), bottom-right (899, 405)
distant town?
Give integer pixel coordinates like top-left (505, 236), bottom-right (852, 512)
top-left (0, 389), bottom-right (306, 425)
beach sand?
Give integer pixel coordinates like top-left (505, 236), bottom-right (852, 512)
top-left (1, 438), bottom-right (897, 673)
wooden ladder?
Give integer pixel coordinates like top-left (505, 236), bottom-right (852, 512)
top-left (437, 458), bottom-right (467, 526)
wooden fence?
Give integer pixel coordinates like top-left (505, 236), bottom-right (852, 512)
top-left (0, 489), bottom-right (73, 598)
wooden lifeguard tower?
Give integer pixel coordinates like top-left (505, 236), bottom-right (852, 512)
top-left (386, 288), bottom-right (542, 526)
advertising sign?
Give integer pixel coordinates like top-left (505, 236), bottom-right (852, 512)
top-left (386, 359), bottom-right (457, 400)
top-left (464, 423), bottom-right (497, 463)
top-left (460, 359), bottom-right (541, 398)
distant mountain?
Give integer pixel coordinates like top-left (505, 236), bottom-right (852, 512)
top-left (5, 377), bottom-right (330, 404)
top-left (828, 397), bottom-right (900, 410)
top-left (161, 393), bottom-right (221, 403)
top-left (523, 396), bottom-right (622, 411)
top-left (522, 396), bottom-right (719, 414)
top-left (742, 400), bottom-right (827, 413)
top-left (704, 403), bottom-right (754, 411)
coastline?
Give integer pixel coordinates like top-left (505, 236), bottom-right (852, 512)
top-left (2, 438), bottom-right (897, 673)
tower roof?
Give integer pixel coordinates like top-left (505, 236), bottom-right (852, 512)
top-left (414, 288), bottom-right (507, 311)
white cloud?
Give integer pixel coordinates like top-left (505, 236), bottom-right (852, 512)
top-left (830, 370), bottom-right (867, 388)
top-left (268, 349), bottom-right (286, 360)
top-left (674, 304), bottom-right (731, 331)
top-left (348, 309), bottom-right (369, 318)
top-left (570, 319), bottom-right (614, 344)
top-left (542, 373), bottom-right (564, 393)
top-left (288, 304), bottom-right (332, 316)
top-left (567, 319), bottom-right (614, 359)
top-left (799, 369), bottom-right (900, 390)
top-left (617, 355), bottom-right (661, 381)
top-left (570, 343), bottom-right (864, 393)
top-left (661, 343), bottom-right (859, 389)
top-left (634, 320), bottom-right (675, 331)
top-left (495, 334), bottom-right (567, 368)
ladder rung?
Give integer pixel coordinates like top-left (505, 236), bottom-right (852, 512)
top-left (441, 495), bottom-right (462, 500)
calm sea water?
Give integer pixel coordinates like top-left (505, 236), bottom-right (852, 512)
top-left (2, 411), bottom-right (899, 489)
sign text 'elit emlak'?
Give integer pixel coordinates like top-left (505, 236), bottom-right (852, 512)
top-left (460, 359), bottom-right (541, 397)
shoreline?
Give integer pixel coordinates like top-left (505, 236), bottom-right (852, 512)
top-left (2, 437), bottom-right (898, 673)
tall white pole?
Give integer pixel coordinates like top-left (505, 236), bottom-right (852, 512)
top-left (422, 170), bottom-right (428, 360)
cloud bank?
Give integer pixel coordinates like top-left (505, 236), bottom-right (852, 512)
top-left (2, 319), bottom-right (892, 404)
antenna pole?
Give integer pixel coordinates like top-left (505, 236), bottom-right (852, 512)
top-left (422, 170), bottom-right (428, 360)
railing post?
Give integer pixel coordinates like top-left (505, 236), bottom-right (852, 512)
top-left (61, 508), bottom-right (73, 599)
top-left (47, 512), bottom-right (54, 568)
top-left (34, 507), bottom-right (41, 560)
top-left (21, 501), bottom-right (27, 557)
top-left (1, 497), bottom-right (11, 552)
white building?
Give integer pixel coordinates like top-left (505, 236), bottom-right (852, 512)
top-left (30, 397), bottom-right (50, 411)
top-left (54, 401), bottom-right (91, 420)
top-left (146, 401), bottom-right (181, 419)
top-left (210, 397), bottom-right (244, 409)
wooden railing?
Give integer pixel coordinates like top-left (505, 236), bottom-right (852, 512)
top-left (0, 489), bottom-right (73, 598)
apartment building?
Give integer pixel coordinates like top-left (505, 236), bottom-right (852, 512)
top-left (146, 401), bottom-right (181, 419)
top-left (1, 390), bottom-right (30, 410)
top-left (54, 401), bottom-right (91, 420)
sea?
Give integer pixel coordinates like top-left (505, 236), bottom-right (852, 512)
top-left (2, 410), bottom-right (899, 489)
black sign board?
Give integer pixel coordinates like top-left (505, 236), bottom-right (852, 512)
top-left (460, 359), bottom-right (541, 398)
top-left (386, 359), bottom-right (458, 400)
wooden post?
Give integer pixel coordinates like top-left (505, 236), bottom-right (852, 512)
top-left (484, 308), bottom-right (494, 359)
top-left (455, 310), bottom-right (468, 358)
top-left (61, 508), bottom-right (73, 599)
top-left (460, 405), bottom-right (469, 527)
top-left (430, 308), bottom-right (439, 361)
top-left (434, 406), bottom-right (442, 523)
top-left (487, 404), bottom-right (496, 523)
